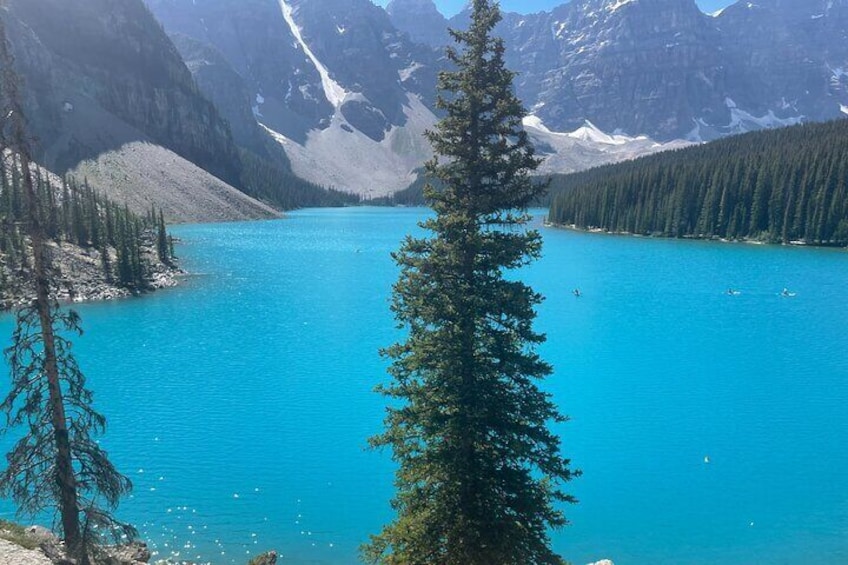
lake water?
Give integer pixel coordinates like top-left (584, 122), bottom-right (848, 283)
top-left (1, 207), bottom-right (847, 565)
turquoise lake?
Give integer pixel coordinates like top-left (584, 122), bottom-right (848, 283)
top-left (1, 207), bottom-right (847, 564)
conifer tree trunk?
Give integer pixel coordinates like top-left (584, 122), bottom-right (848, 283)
top-left (19, 148), bottom-right (82, 558)
top-left (0, 18), bottom-right (82, 558)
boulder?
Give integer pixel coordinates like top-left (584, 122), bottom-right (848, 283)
top-left (247, 550), bottom-right (278, 565)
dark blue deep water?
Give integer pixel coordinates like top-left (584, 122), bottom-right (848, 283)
top-left (1, 207), bottom-right (847, 564)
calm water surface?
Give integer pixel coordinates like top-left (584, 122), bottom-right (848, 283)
top-left (1, 207), bottom-right (846, 564)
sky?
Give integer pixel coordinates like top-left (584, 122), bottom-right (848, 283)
top-left (376, 0), bottom-right (737, 17)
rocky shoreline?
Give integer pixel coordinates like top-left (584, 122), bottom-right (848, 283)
top-left (1, 236), bottom-right (184, 312)
top-left (545, 221), bottom-right (843, 249)
top-left (0, 523), bottom-right (278, 565)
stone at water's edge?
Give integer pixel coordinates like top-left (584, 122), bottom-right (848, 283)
top-left (588, 560), bottom-right (614, 565)
top-left (246, 550), bottom-right (278, 565)
top-left (101, 541), bottom-right (152, 564)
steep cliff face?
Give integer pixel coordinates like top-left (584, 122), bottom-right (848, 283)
top-left (148, 0), bottom-right (441, 140)
top-left (4, 0), bottom-right (243, 186)
top-left (169, 33), bottom-right (272, 157)
top-left (443, 0), bottom-right (729, 139)
top-left (534, 0), bottom-right (725, 137)
top-left (716, 0), bottom-right (848, 129)
top-left (400, 0), bottom-right (848, 140)
top-left (145, 0), bottom-right (334, 144)
top-left (386, 0), bottom-right (449, 49)
top-left (146, 0), bottom-right (442, 195)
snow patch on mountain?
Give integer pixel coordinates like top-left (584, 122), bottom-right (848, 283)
top-left (267, 108), bottom-right (696, 195)
top-left (278, 0), bottom-right (349, 107)
top-left (608, 0), bottom-right (635, 13)
top-left (683, 100), bottom-right (805, 142)
top-left (252, 93), bottom-right (265, 118)
top-left (262, 94), bottom-right (437, 197)
top-left (568, 121), bottom-right (642, 145)
top-left (522, 116), bottom-right (691, 176)
top-left (723, 98), bottom-right (804, 132)
top-left (841, 104), bottom-right (848, 115)
top-left (399, 62), bottom-right (423, 82)
top-left (523, 116), bottom-right (649, 146)
top-left (685, 119), bottom-right (704, 142)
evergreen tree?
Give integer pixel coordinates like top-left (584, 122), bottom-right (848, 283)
top-left (0, 18), bottom-right (133, 562)
top-left (365, 2), bottom-right (578, 563)
top-left (156, 209), bottom-right (170, 266)
top-left (547, 118), bottom-right (848, 246)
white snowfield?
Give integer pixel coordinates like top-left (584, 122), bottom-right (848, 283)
top-left (265, 105), bottom-right (692, 196)
top-left (278, 0), bottom-right (349, 108)
top-left (262, 93), bottom-right (436, 197)
top-left (522, 115), bottom-right (692, 177)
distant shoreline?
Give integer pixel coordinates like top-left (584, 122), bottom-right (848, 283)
top-left (544, 220), bottom-right (847, 250)
top-left (1, 240), bottom-right (185, 312)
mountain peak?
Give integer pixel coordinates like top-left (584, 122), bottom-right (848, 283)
top-left (385, 0), bottom-right (449, 47)
top-left (386, 0), bottom-right (443, 18)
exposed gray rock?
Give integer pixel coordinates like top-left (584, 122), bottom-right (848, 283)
top-left (143, 0), bottom-right (848, 195)
top-left (99, 541), bottom-right (151, 565)
top-left (0, 0), bottom-right (286, 222)
top-left (246, 550), bottom-right (277, 565)
top-left (386, 0), bottom-right (449, 47)
top-left (0, 539), bottom-right (53, 565)
top-left (2, 0), bottom-right (243, 187)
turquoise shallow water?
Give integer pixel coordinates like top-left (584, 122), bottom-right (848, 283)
top-left (1, 207), bottom-right (847, 564)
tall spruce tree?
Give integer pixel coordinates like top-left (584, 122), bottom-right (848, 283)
top-left (365, 2), bottom-right (578, 564)
top-left (0, 16), bottom-right (133, 563)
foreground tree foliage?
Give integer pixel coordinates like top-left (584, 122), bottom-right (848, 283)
top-left (548, 119), bottom-right (848, 245)
top-left (366, 2), bottom-right (578, 564)
top-left (0, 17), bottom-right (134, 563)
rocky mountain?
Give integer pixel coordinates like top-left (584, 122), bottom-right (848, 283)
top-left (714, 0), bottom-right (848, 137)
top-left (145, 0), bottom-right (443, 197)
top-left (144, 0), bottom-right (848, 196)
top-left (6, 0), bottom-right (844, 204)
top-left (144, 0), bottom-right (691, 195)
top-left (0, 0), bottom-right (348, 221)
top-left (0, 0), bottom-right (267, 221)
top-left (386, 0), bottom-right (450, 47)
top-left (430, 0), bottom-right (848, 141)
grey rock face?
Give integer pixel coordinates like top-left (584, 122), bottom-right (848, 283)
top-left (716, 0), bottom-right (848, 128)
top-left (2, 0), bottom-right (244, 186)
top-left (146, 0), bottom-right (441, 144)
top-left (145, 0), bottom-right (333, 143)
top-left (386, 0), bottom-right (450, 47)
top-left (169, 33), bottom-right (273, 157)
top-left (478, 0), bottom-right (848, 140)
top-left (247, 550), bottom-right (278, 565)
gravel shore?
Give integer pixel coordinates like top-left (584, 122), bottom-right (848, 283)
top-left (0, 539), bottom-right (52, 565)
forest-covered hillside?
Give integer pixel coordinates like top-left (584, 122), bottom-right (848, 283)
top-left (548, 119), bottom-right (848, 246)
top-left (0, 154), bottom-right (177, 307)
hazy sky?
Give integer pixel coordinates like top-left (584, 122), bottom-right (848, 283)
top-left (376, 0), bottom-right (737, 17)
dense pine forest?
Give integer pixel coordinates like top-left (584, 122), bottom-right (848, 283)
top-left (0, 154), bottom-right (175, 305)
top-left (548, 119), bottom-right (848, 246)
